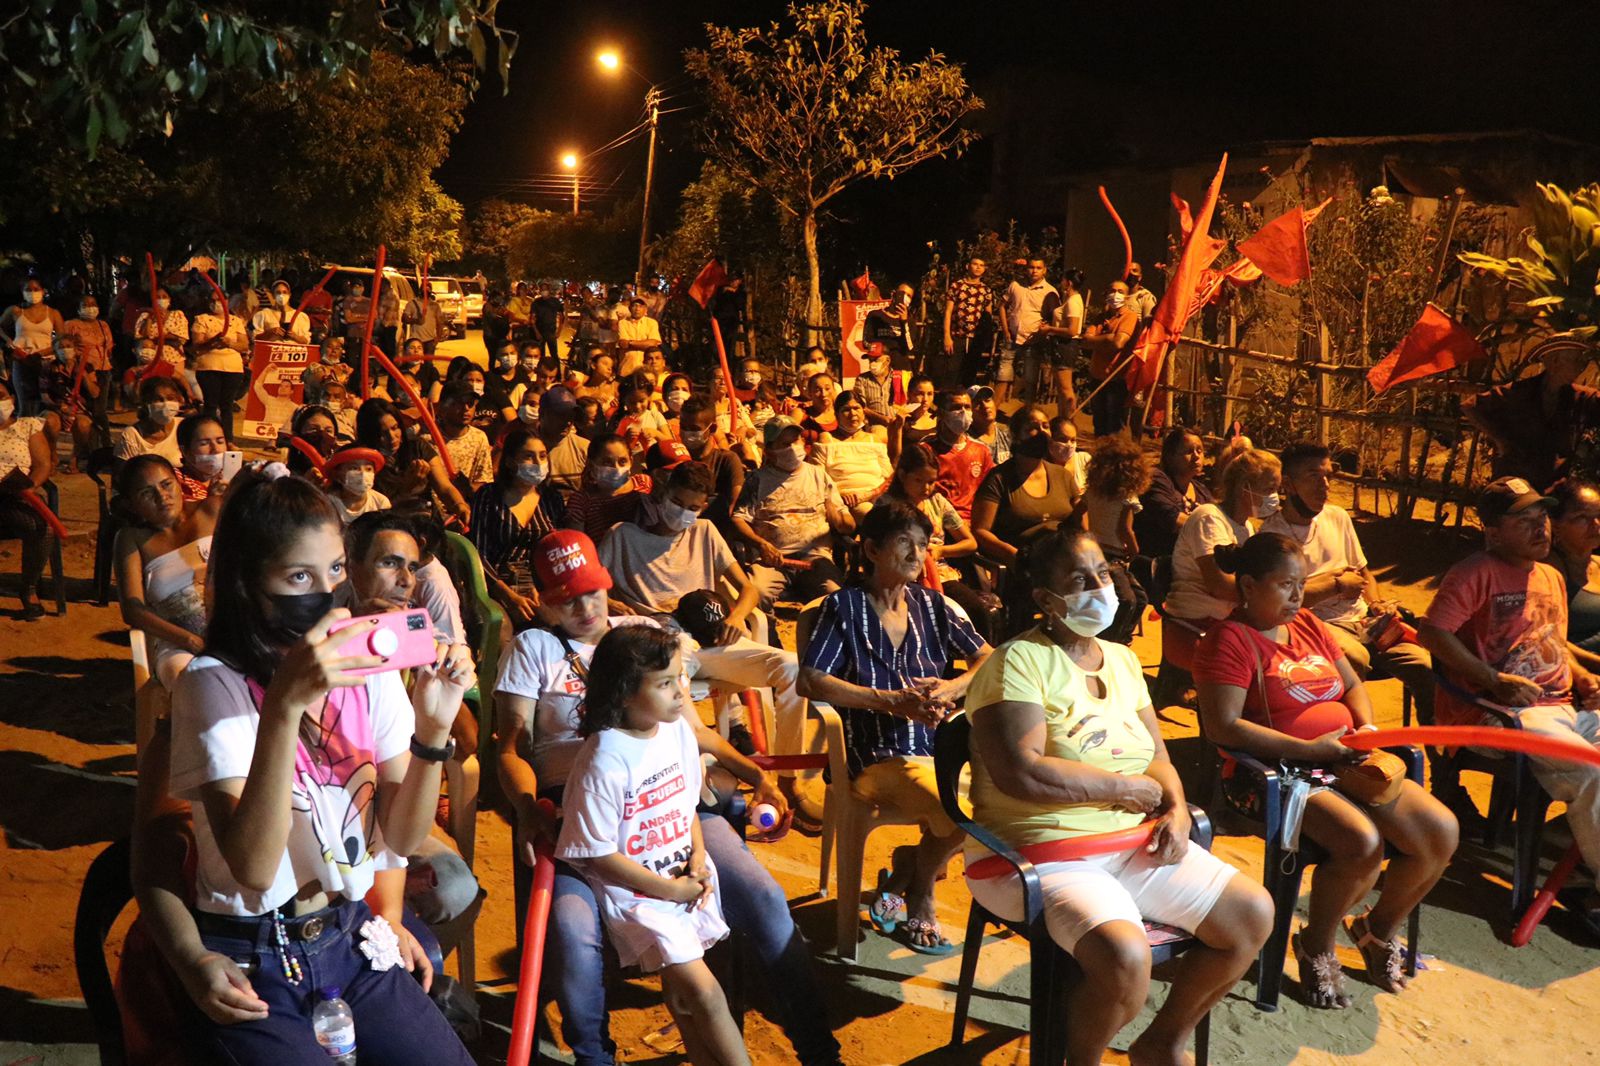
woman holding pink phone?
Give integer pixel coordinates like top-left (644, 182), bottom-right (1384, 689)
top-left (163, 472), bottom-right (478, 1064)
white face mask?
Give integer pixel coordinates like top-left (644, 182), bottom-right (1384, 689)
top-left (0, 399), bottom-right (14, 421)
top-left (740, 372), bottom-right (761, 388)
top-left (666, 389), bottom-right (689, 412)
top-left (146, 400), bottom-right (180, 425)
top-left (275, 291), bottom-right (291, 305)
top-left (156, 298), bottom-right (171, 311)
top-left (1049, 441), bottom-right (1076, 464)
top-left (23, 290), bottom-right (42, 306)
top-left (1253, 490), bottom-right (1282, 519)
top-left (470, 382), bottom-right (484, 396)
top-left (681, 428), bottom-right (708, 450)
top-left (496, 353), bottom-right (515, 369)
top-left (521, 358), bottom-right (539, 373)
top-left (136, 347), bottom-right (156, 365)
top-left (342, 467), bottom-right (375, 495)
top-left (1106, 292), bottom-right (1126, 310)
top-left (592, 465), bottom-right (630, 491)
top-left (515, 462), bottom-right (547, 486)
top-left (189, 451), bottom-right (225, 478)
top-left (80, 306), bottom-right (99, 320)
top-left (517, 403), bottom-right (539, 424)
top-left (660, 500), bottom-right (699, 532)
top-left (1044, 585), bottom-right (1118, 637)
top-left (772, 442), bottom-right (806, 472)
top-left (943, 409), bottom-right (972, 435)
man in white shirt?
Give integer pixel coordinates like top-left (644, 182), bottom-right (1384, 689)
top-left (249, 279), bottom-right (311, 343)
top-left (1126, 262), bottom-right (1158, 320)
top-left (404, 292), bottom-right (447, 355)
top-left (1001, 258), bottom-right (1057, 403)
top-left (615, 297), bottom-right (662, 379)
top-left (1261, 441), bottom-right (1435, 722)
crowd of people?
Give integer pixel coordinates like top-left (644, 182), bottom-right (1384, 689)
top-left (5, 256), bottom-right (1600, 1066)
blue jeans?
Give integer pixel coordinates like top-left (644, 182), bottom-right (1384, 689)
top-left (521, 811), bottom-right (841, 1066)
top-left (191, 899), bottom-right (473, 1065)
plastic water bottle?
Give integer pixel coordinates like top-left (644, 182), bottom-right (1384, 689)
top-left (751, 802), bottom-right (780, 832)
top-left (312, 987), bottom-right (357, 1064)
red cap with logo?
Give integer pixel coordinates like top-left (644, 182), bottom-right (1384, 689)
top-left (645, 439), bottom-right (692, 471)
top-left (532, 529), bottom-right (613, 604)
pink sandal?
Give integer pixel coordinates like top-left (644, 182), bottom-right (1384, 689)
top-left (1345, 912), bottom-right (1410, 992)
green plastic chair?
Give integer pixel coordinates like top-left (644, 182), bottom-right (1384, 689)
top-left (438, 530), bottom-right (507, 997)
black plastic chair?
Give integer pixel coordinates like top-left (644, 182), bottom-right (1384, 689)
top-left (934, 714), bottom-right (1212, 1066)
top-left (74, 837), bottom-right (133, 1065)
top-left (1220, 745), bottom-right (1424, 1011)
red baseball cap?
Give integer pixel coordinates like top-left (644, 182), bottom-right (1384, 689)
top-left (646, 439), bottom-right (692, 471)
top-left (323, 446), bottom-right (386, 474)
top-left (532, 530), bottom-right (613, 604)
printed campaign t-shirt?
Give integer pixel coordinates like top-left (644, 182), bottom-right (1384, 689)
top-left (557, 713), bottom-right (729, 971)
top-left (1195, 610), bottom-right (1353, 740)
top-left (1422, 551), bottom-right (1572, 726)
top-left (964, 630), bottom-right (1157, 859)
top-left (170, 657), bottom-right (412, 916)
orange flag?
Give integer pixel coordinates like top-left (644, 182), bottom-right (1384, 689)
top-left (1366, 304), bottom-right (1487, 394)
top-left (1235, 198), bottom-right (1331, 287)
top-left (1126, 155), bottom-right (1229, 395)
top-left (689, 258), bottom-right (727, 308)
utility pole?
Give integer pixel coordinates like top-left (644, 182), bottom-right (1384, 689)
top-left (637, 86), bottom-right (660, 291)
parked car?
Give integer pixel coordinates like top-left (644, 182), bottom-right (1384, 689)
top-left (319, 265), bottom-right (417, 340)
top-left (456, 276), bottom-right (485, 326)
top-left (427, 277), bottom-right (468, 338)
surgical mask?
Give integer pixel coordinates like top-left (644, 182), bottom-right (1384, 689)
top-left (275, 291), bottom-right (291, 305)
top-left (1049, 441), bottom-right (1076, 464)
top-left (0, 399), bottom-right (14, 421)
top-left (211, 303), bottom-right (225, 316)
top-left (157, 298), bottom-right (171, 311)
top-left (666, 389), bottom-right (689, 412)
top-left (521, 358), bottom-right (539, 373)
top-left (352, 287), bottom-right (365, 298)
top-left (322, 348), bottom-right (343, 364)
top-left (1044, 585), bottom-right (1118, 638)
top-left (740, 372), bottom-right (761, 388)
top-left (517, 403), bottom-right (539, 424)
top-left (592, 465), bottom-right (630, 491)
top-left (79, 306), bottom-right (99, 319)
top-left (146, 400), bottom-right (180, 425)
top-left (342, 468), bottom-right (375, 495)
top-left (23, 290), bottom-right (42, 305)
top-left (660, 500), bottom-right (699, 532)
top-left (266, 590), bottom-right (336, 643)
top-left (54, 345), bottom-right (72, 364)
top-left (943, 409), bottom-right (972, 434)
top-left (1253, 490), bottom-right (1282, 519)
top-left (1106, 292), bottom-right (1126, 310)
top-left (772, 443), bottom-right (806, 472)
top-left (496, 353), bottom-right (515, 369)
top-left (515, 462), bottom-right (547, 486)
top-left (326, 399), bottom-right (344, 414)
top-left (189, 452), bottom-right (225, 479)
top-left (681, 428), bottom-right (708, 450)
top-left (470, 382), bottom-right (484, 396)
top-left (136, 347), bottom-right (156, 365)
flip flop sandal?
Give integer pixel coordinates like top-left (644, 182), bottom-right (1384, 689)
top-left (898, 917), bottom-right (957, 956)
top-left (1344, 911), bottom-right (1410, 992)
top-left (1292, 931), bottom-right (1351, 1009)
top-left (868, 890), bottom-right (907, 935)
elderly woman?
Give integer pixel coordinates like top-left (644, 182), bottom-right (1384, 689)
top-left (0, 378), bottom-right (57, 619)
top-left (799, 501), bottom-right (993, 953)
top-left (965, 527), bottom-right (1272, 1065)
top-left (1136, 426), bottom-right (1215, 559)
top-left (970, 404), bottom-right (1083, 565)
top-left (1196, 532), bottom-right (1457, 1009)
top-left (811, 390), bottom-right (893, 518)
top-left (1160, 447), bottom-right (1281, 672)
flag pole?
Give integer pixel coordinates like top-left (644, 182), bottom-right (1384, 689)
top-left (359, 245), bottom-right (387, 400)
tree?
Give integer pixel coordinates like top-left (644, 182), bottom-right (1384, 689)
top-left (686, 0), bottom-right (981, 342)
top-left (461, 198), bottom-right (542, 281)
top-left (506, 196), bottom-right (639, 283)
top-left (0, 0), bottom-right (515, 155)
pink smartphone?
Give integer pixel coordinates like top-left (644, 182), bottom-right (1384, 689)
top-left (328, 608), bottom-right (438, 676)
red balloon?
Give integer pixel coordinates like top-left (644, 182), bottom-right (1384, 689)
top-left (965, 822), bottom-right (1157, 880)
top-left (1342, 725), bottom-right (1600, 769)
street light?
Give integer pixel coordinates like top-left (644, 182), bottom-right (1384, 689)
top-left (560, 152), bottom-right (580, 215)
top-left (596, 47), bottom-right (659, 292)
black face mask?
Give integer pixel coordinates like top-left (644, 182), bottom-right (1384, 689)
top-left (1288, 489), bottom-right (1323, 519)
top-left (266, 590), bottom-right (336, 643)
top-left (1014, 431), bottom-right (1052, 460)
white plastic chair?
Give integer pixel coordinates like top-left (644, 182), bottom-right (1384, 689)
top-left (129, 629), bottom-right (167, 753)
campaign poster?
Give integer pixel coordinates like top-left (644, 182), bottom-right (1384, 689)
top-left (241, 339), bottom-right (318, 442)
top-left (837, 298), bottom-right (888, 388)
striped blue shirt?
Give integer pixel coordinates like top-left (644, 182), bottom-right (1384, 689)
top-left (802, 584), bottom-right (984, 776)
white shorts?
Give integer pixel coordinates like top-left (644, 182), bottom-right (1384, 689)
top-left (994, 347), bottom-right (1016, 383)
top-left (966, 838), bottom-right (1238, 954)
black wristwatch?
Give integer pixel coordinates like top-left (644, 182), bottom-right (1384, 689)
top-left (410, 735), bottom-right (457, 762)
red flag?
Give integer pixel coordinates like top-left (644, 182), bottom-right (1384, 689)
top-left (1235, 198), bottom-right (1331, 287)
top-left (689, 258), bottom-right (727, 309)
top-left (1367, 304), bottom-right (1488, 394)
top-left (1125, 155), bottom-right (1230, 395)
top-left (849, 268), bottom-right (873, 299)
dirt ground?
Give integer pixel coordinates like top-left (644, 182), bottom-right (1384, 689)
top-left (4, 424), bottom-right (1600, 1065)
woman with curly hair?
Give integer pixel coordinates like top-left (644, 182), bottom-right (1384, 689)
top-left (1084, 435), bottom-right (1153, 644)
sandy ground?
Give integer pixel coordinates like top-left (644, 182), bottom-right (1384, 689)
top-left (4, 380), bottom-right (1600, 1064)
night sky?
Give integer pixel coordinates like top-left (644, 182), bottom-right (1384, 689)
top-left (438, 0), bottom-right (1597, 279)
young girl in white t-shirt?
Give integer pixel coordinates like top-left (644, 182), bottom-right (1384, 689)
top-left (167, 473), bottom-right (476, 1064)
top-left (556, 624), bottom-right (751, 1066)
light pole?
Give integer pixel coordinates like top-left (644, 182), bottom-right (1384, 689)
top-left (597, 49), bottom-right (659, 292)
top-left (560, 152), bottom-right (579, 215)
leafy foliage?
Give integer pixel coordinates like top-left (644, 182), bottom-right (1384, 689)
top-left (505, 195), bottom-right (640, 283)
top-left (461, 198), bottom-right (542, 281)
top-left (686, 0), bottom-right (981, 337)
top-left (1459, 181), bottom-right (1600, 342)
top-left (0, 0), bottom-right (516, 155)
